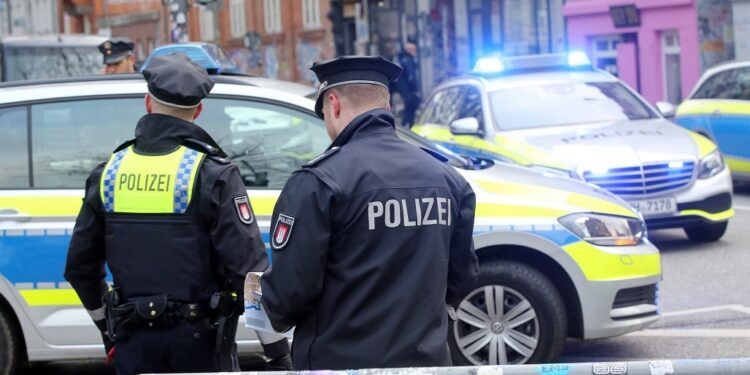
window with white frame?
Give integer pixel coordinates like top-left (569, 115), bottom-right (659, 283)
top-left (230, 0), bottom-right (247, 38)
top-left (199, 6), bottom-right (216, 41)
top-left (302, 0), bottom-right (321, 30)
top-left (661, 30), bottom-right (682, 104)
top-left (264, 0), bottom-right (282, 34)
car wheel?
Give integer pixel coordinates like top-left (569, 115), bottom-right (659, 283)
top-left (684, 221), bottom-right (728, 242)
top-left (448, 261), bottom-right (567, 365)
top-left (0, 308), bottom-right (20, 375)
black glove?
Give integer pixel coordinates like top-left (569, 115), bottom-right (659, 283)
top-left (93, 319), bottom-right (115, 356)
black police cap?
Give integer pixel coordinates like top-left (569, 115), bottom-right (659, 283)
top-left (98, 37), bottom-right (135, 64)
top-left (310, 55), bottom-right (402, 118)
top-left (142, 53), bottom-right (215, 108)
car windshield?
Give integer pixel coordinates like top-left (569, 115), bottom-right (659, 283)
top-left (489, 81), bottom-right (657, 130)
top-left (3, 45), bottom-right (102, 81)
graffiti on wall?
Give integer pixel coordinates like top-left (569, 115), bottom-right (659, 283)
top-left (698, 0), bottom-right (735, 70)
top-left (297, 42), bottom-right (321, 84)
top-left (265, 45), bottom-right (279, 79)
top-left (227, 32), bottom-right (263, 74)
top-left (167, 0), bottom-right (189, 43)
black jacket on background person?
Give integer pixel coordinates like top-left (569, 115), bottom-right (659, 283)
top-left (64, 113), bottom-right (266, 317)
top-left (261, 108), bottom-right (479, 370)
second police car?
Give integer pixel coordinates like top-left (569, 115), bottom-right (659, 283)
top-left (413, 52), bottom-right (734, 243)
top-left (674, 60), bottom-right (750, 182)
top-left (0, 73), bottom-right (660, 372)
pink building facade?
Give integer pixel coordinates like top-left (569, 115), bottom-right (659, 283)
top-left (564, 0), bottom-right (734, 105)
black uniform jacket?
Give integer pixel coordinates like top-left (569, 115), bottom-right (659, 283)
top-left (261, 109), bottom-right (478, 370)
top-left (64, 114), bottom-right (267, 312)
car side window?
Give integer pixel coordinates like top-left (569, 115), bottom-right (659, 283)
top-left (730, 67), bottom-right (750, 100)
top-left (458, 86), bottom-right (485, 129)
top-left (418, 86), bottom-right (465, 126)
top-left (0, 107), bottom-right (30, 188)
top-left (31, 99), bottom-right (141, 188)
top-left (693, 69), bottom-right (737, 100)
top-left (198, 98), bottom-right (328, 188)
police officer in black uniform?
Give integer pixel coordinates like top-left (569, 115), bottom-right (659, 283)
top-left (64, 53), bottom-right (290, 374)
top-left (261, 56), bottom-right (479, 370)
top-left (98, 37), bottom-right (137, 74)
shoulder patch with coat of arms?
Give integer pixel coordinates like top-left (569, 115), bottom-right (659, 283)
top-left (271, 214), bottom-right (295, 250)
top-left (234, 196), bottom-right (254, 224)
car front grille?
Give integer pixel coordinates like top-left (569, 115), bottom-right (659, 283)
top-left (612, 284), bottom-right (658, 310)
top-left (582, 161), bottom-right (695, 196)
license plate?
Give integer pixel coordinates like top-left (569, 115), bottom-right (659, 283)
top-left (630, 197), bottom-right (677, 216)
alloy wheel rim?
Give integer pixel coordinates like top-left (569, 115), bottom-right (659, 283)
top-left (453, 285), bottom-right (540, 365)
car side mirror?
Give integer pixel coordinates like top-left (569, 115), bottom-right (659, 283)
top-left (656, 101), bottom-right (676, 118)
top-left (449, 117), bottom-right (482, 136)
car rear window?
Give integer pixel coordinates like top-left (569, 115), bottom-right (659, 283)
top-left (489, 81), bottom-right (657, 130)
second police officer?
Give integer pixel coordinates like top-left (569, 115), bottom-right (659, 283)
top-left (64, 54), bottom-right (290, 374)
top-left (261, 56), bottom-right (479, 370)
top-left (98, 37), bottom-right (138, 75)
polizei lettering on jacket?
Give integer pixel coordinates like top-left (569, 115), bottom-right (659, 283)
top-left (561, 129), bottom-right (664, 143)
top-left (118, 174), bottom-right (172, 192)
top-left (367, 197), bottom-right (452, 230)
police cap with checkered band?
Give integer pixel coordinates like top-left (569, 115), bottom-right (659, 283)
top-left (142, 53), bottom-right (215, 109)
top-left (310, 55), bottom-right (402, 119)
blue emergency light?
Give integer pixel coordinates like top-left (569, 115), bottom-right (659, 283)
top-left (472, 51), bottom-right (592, 75)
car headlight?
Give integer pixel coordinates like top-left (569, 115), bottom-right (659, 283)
top-left (558, 213), bottom-right (646, 246)
top-left (698, 150), bottom-right (725, 179)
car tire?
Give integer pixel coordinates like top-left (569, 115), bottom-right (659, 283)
top-left (448, 261), bottom-right (567, 365)
top-left (0, 308), bottom-right (20, 375)
top-left (684, 221), bottom-right (728, 242)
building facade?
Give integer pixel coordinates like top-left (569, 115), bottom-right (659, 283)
top-left (331, 0), bottom-right (566, 97)
top-left (184, 0), bottom-right (334, 84)
top-left (59, 0), bottom-right (166, 60)
top-left (564, 0), bottom-right (735, 105)
top-left (1, 0), bottom-right (59, 37)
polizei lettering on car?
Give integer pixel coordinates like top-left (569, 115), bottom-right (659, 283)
top-left (367, 197), bottom-right (452, 230)
top-left (561, 129), bottom-right (664, 143)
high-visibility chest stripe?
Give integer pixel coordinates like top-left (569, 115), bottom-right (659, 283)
top-left (173, 148), bottom-right (202, 214)
top-left (101, 148), bottom-right (129, 212)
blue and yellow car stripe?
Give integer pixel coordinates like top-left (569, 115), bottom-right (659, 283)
top-left (677, 99), bottom-right (750, 174)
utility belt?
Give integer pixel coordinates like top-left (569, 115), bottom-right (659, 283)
top-left (104, 289), bottom-right (211, 340)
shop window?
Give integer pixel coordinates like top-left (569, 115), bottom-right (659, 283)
top-left (590, 35), bottom-right (622, 76)
top-left (264, 0), bottom-right (282, 34)
top-left (662, 30), bottom-right (682, 104)
top-left (199, 6), bottom-right (216, 41)
top-left (230, 0), bottom-right (247, 38)
top-left (302, 0), bottom-right (321, 30)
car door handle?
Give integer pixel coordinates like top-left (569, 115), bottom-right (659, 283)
top-left (712, 109), bottom-right (722, 117)
top-left (0, 209), bottom-right (32, 223)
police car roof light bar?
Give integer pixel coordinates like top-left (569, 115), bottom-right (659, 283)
top-left (472, 52), bottom-right (593, 76)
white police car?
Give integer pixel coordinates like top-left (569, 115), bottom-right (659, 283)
top-left (0, 74), bottom-right (660, 370)
top-left (413, 52), bottom-right (734, 242)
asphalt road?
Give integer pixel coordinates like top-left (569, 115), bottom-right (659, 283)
top-left (20, 186), bottom-right (750, 373)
